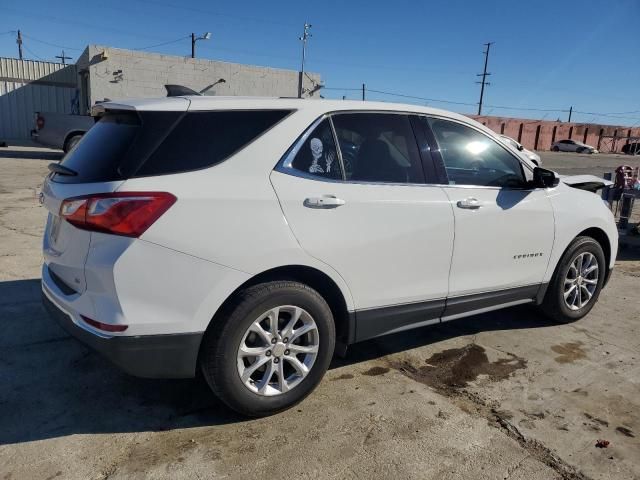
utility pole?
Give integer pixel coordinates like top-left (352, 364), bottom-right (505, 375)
top-left (298, 22), bottom-right (312, 98)
top-left (362, 83), bottom-right (365, 101)
top-left (55, 50), bottom-right (72, 65)
top-left (16, 30), bottom-right (23, 60)
top-left (476, 42), bottom-right (493, 115)
top-left (568, 106), bottom-right (573, 123)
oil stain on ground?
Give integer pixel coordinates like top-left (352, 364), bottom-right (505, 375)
top-left (362, 366), bottom-right (390, 376)
top-left (551, 342), bottom-right (587, 364)
top-left (391, 344), bottom-right (526, 393)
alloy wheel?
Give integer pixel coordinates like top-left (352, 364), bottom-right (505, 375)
top-left (237, 305), bottom-right (319, 396)
top-left (563, 252), bottom-right (599, 310)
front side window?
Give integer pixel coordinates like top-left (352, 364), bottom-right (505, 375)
top-left (290, 119), bottom-right (342, 180)
top-left (427, 118), bottom-right (525, 188)
top-left (332, 113), bottom-right (423, 184)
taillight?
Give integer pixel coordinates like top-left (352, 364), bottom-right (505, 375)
top-left (60, 192), bottom-right (176, 237)
top-left (36, 114), bottom-right (45, 130)
top-left (81, 315), bottom-right (128, 332)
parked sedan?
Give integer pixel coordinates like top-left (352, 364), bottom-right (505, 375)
top-left (499, 134), bottom-right (542, 166)
top-left (552, 139), bottom-right (598, 154)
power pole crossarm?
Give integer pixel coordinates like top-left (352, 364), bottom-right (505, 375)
top-left (55, 50), bottom-right (72, 65)
top-left (476, 42), bottom-right (493, 115)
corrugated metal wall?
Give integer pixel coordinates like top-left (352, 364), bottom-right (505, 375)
top-left (0, 58), bottom-right (78, 140)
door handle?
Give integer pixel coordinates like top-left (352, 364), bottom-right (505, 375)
top-left (456, 197), bottom-right (481, 210)
top-left (304, 195), bottom-right (346, 209)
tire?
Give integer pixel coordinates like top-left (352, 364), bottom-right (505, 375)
top-left (540, 236), bottom-right (606, 324)
top-left (552, 146), bottom-right (559, 152)
top-left (64, 134), bottom-right (83, 153)
top-left (576, 147), bottom-right (585, 154)
top-left (199, 281), bottom-right (335, 417)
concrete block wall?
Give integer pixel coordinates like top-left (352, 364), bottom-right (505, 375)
top-left (471, 114), bottom-right (640, 153)
top-left (80, 45), bottom-right (321, 106)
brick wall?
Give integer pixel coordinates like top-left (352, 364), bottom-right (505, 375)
top-left (471, 114), bottom-right (640, 153)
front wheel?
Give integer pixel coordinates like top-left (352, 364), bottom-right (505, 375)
top-left (552, 146), bottom-right (560, 152)
top-left (540, 236), bottom-right (606, 323)
top-left (199, 281), bottom-right (335, 417)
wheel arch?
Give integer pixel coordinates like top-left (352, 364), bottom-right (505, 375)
top-left (205, 264), bottom-right (354, 351)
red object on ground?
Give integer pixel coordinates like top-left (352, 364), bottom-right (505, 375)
top-left (595, 439), bottom-right (610, 448)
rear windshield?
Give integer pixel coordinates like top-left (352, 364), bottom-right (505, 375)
top-left (54, 113), bottom-right (140, 184)
top-left (53, 109), bottom-right (291, 184)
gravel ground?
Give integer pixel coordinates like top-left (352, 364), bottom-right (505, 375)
top-left (1, 147), bottom-right (638, 480)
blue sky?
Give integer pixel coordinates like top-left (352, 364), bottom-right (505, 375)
top-left (2, 0), bottom-right (639, 125)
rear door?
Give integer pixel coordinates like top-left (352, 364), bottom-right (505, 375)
top-left (421, 116), bottom-right (554, 314)
top-left (271, 112), bottom-right (455, 341)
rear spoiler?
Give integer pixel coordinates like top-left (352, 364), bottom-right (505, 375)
top-left (165, 85), bottom-right (201, 97)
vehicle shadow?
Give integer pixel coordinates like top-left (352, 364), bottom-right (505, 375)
top-left (0, 148), bottom-right (63, 160)
top-left (0, 278), bottom-right (555, 446)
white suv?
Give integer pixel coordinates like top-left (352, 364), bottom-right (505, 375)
top-left (42, 97), bottom-right (617, 416)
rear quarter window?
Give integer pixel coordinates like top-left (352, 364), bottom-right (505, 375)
top-left (52, 109), bottom-right (291, 183)
top-left (134, 110), bottom-right (291, 177)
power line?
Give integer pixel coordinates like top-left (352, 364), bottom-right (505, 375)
top-left (366, 88), bottom-right (477, 107)
top-left (134, 35), bottom-right (190, 51)
top-left (325, 86), bottom-right (640, 123)
top-left (22, 44), bottom-right (45, 61)
top-left (20, 32), bottom-right (83, 51)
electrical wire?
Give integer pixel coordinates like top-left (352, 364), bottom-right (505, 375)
top-left (22, 44), bottom-right (46, 61)
top-left (20, 32), bottom-right (83, 51)
top-left (134, 35), bottom-right (190, 51)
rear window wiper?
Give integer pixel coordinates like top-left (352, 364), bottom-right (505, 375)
top-left (48, 163), bottom-right (78, 176)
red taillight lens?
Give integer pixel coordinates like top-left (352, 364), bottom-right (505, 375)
top-left (81, 315), bottom-right (128, 332)
top-left (60, 192), bottom-right (176, 237)
top-left (36, 115), bottom-right (45, 130)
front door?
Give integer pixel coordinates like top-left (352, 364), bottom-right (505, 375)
top-left (423, 116), bottom-right (555, 315)
top-left (271, 113), bottom-right (455, 340)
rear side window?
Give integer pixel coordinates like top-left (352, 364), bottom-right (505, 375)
top-left (136, 110), bottom-right (290, 177)
top-left (290, 119), bottom-right (342, 180)
top-left (332, 113), bottom-right (423, 184)
top-left (54, 113), bottom-right (140, 184)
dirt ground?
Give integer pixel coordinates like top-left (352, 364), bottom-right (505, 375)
top-left (0, 147), bottom-right (639, 480)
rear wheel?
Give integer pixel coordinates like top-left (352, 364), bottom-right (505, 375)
top-left (64, 134), bottom-right (83, 153)
top-left (199, 281), bottom-right (335, 417)
top-left (540, 236), bottom-right (605, 323)
top-left (552, 146), bottom-right (560, 152)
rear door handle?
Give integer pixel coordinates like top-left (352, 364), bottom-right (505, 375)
top-left (456, 197), bottom-right (481, 210)
top-left (304, 195), bottom-right (346, 209)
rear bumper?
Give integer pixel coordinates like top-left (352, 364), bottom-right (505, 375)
top-left (42, 291), bottom-right (203, 378)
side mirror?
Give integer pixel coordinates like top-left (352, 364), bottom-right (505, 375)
top-left (533, 167), bottom-right (559, 188)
